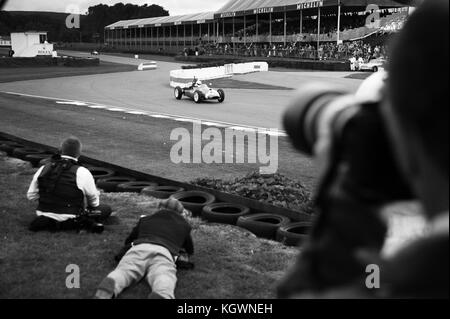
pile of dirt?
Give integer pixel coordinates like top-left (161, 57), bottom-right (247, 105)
top-left (192, 171), bottom-right (314, 214)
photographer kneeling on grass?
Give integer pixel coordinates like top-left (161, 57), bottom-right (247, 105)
top-left (95, 198), bottom-right (194, 299)
top-left (27, 136), bottom-right (112, 233)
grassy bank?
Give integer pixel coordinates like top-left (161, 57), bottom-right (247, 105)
top-left (0, 152), bottom-right (298, 299)
top-left (0, 62), bottom-right (136, 83)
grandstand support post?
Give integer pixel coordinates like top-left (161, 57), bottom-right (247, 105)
top-left (191, 24), bottom-right (194, 47)
top-left (140, 27), bottom-right (142, 50)
top-left (124, 29), bottom-right (126, 49)
top-left (183, 24), bottom-right (186, 48)
top-left (150, 27), bottom-right (153, 50)
top-left (208, 22), bottom-right (210, 43)
top-left (256, 14), bottom-right (259, 39)
top-left (216, 21), bottom-right (219, 43)
top-left (134, 28), bottom-right (137, 49)
top-left (144, 27), bottom-right (148, 50)
top-left (169, 26), bottom-right (172, 49)
top-left (317, 7), bottom-right (321, 53)
top-left (284, 11), bottom-right (287, 46)
top-left (300, 10), bottom-right (303, 41)
top-left (199, 23), bottom-right (202, 44)
top-left (232, 16), bottom-right (235, 54)
top-left (157, 27), bottom-right (159, 50)
top-left (269, 13), bottom-right (272, 45)
top-left (337, 1), bottom-right (341, 44)
top-left (244, 15), bottom-right (246, 46)
top-left (176, 25), bottom-right (179, 50)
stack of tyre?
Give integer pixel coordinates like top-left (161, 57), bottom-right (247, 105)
top-left (0, 139), bottom-right (56, 167)
top-left (0, 138), bottom-right (312, 247)
top-left (94, 168), bottom-right (313, 247)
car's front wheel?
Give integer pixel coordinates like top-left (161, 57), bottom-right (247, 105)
top-left (174, 87), bottom-right (183, 100)
top-left (372, 66), bottom-right (379, 72)
top-left (193, 91), bottom-right (202, 103)
top-left (217, 89), bottom-right (225, 103)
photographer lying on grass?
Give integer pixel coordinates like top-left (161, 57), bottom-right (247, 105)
top-left (27, 136), bottom-right (112, 233)
top-left (95, 198), bottom-right (194, 299)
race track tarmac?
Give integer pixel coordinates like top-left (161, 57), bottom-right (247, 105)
top-left (0, 52), bottom-right (363, 130)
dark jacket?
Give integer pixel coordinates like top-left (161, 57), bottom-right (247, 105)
top-left (37, 159), bottom-right (84, 215)
top-left (116, 209), bottom-right (194, 261)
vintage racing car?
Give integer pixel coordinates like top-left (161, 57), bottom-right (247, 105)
top-left (174, 81), bottom-right (225, 103)
top-left (358, 58), bottom-right (387, 72)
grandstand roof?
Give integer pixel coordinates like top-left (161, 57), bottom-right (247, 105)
top-left (105, 12), bottom-right (215, 29)
top-left (214, 0), bottom-right (404, 18)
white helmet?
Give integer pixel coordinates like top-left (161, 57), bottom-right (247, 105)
top-left (196, 80), bottom-right (202, 85)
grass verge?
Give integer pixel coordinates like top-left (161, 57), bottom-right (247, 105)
top-left (0, 152), bottom-right (298, 299)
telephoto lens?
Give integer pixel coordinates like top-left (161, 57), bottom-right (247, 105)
top-left (282, 83), bottom-right (352, 155)
top-left (283, 81), bottom-right (414, 203)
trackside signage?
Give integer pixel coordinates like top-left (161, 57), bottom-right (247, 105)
top-left (253, 7), bottom-right (274, 14)
top-left (297, 0), bottom-right (324, 10)
top-left (220, 12), bottom-right (236, 18)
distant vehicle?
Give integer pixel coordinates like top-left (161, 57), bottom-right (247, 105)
top-left (91, 50), bottom-right (99, 56)
top-left (174, 81), bottom-right (225, 103)
top-left (358, 58), bottom-right (387, 72)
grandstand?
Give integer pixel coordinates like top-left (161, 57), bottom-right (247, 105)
top-left (104, 0), bottom-right (410, 60)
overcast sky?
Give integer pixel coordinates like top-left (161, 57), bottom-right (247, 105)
top-left (3, 0), bottom-right (228, 16)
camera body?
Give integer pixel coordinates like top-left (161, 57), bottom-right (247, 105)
top-left (279, 81), bottom-right (414, 294)
top-left (283, 82), bottom-right (413, 205)
top-left (75, 208), bottom-right (104, 234)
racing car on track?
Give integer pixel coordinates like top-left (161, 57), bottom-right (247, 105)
top-left (174, 80), bottom-right (225, 103)
top-left (358, 58), bottom-right (387, 72)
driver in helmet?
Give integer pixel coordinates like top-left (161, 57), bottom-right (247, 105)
top-left (190, 78), bottom-right (202, 89)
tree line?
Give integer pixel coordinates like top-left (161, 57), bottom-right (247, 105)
top-left (0, 3), bottom-right (169, 43)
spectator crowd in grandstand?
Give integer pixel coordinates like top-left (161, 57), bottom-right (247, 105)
top-left (191, 40), bottom-right (387, 63)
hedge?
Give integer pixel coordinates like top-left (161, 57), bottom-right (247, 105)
top-left (0, 56), bottom-right (100, 68)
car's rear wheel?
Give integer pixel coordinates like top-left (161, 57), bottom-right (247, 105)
top-left (174, 87), bottom-right (183, 100)
top-left (217, 89), bottom-right (225, 103)
top-left (193, 91), bottom-right (201, 103)
top-left (372, 66), bottom-right (378, 72)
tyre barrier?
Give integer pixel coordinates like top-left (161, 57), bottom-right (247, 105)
top-left (141, 185), bottom-right (185, 199)
top-left (170, 191), bottom-right (216, 216)
top-left (202, 203), bottom-right (250, 225)
top-left (237, 213), bottom-right (291, 239)
top-left (12, 147), bottom-right (46, 160)
top-left (1, 132), bottom-right (314, 246)
top-left (88, 167), bottom-right (116, 181)
top-left (117, 181), bottom-right (159, 193)
top-left (276, 222), bottom-right (313, 247)
top-left (0, 142), bottom-right (25, 155)
top-left (25, 153), bottom-right (55, 168)
top-left (97, 177), bottom-right (137, 193)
